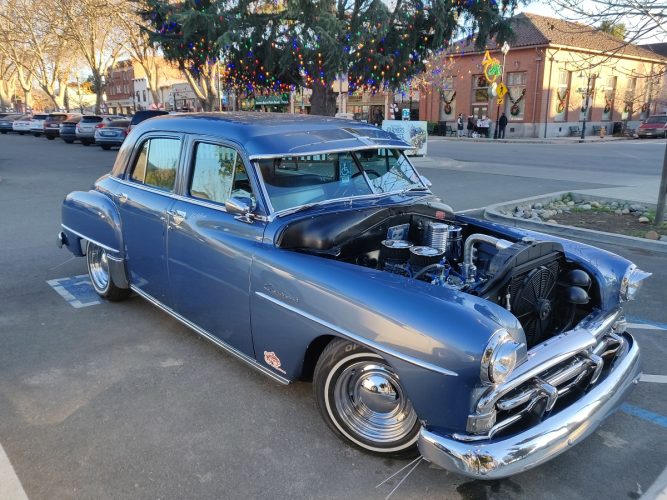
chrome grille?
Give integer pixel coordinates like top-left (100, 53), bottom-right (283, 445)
top-left (482, 332), bottom-right (625, 440)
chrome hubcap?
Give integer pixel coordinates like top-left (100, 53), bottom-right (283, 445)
top-left (333, 361), bottom-right (418, 444)
top-left (88, 244), bottom-right (110, 292)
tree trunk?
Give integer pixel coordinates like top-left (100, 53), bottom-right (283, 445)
top-left (92, 71), bottom-right (104, 114)
top-left (310, 81), bottom-right (337, 116)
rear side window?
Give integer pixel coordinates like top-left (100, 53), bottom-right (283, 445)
top-left (130, 138), bottom-right (180, 191)
top-left (81, 116), bottom-right (102, 123)
top-left (189, 143), bottom-right (255, 206)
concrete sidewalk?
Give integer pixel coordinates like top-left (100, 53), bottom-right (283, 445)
top-left (428, 135), bottom-right (636, 144)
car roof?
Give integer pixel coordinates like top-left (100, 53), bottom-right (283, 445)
top-left (132, 112), bottom-right (411, 158)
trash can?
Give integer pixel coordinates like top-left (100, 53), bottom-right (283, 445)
top-left (612, 122), bottom-right (623, 135)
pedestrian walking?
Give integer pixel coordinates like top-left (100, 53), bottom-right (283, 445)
top-left (467, 115), bottom-right (474, 137)
top-left (456, 113), bottom-right (464, 137)
top-left (498, 112), bottom-right (508, 139)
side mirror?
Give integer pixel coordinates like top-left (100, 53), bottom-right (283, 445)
top-left (420, 175), bottom-right (432, 188)
top-left (225, 196), bottom-right (255, 222)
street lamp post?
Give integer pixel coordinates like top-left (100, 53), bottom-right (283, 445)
top-left (494, 42), bottom-right (510, 140)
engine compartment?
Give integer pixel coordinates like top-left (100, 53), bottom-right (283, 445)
top-left (276, 205), bottom-right (599, 348)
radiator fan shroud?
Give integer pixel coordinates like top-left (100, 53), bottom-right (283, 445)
top-left (511, 265), bottom-right (559, 347)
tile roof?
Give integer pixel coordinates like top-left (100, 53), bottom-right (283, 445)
top-left (450, 13), bottom-right (666, 62)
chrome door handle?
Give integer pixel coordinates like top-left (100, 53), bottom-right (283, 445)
top-left (167, 209), bottom-right (186, 225)
top-left (119, 193), bottom-right (128, 203)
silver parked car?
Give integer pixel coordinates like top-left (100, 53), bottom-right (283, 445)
top-left (76, 115), bottom-right (123, 145)
top-left (29, 113), bottom-right (49, 136)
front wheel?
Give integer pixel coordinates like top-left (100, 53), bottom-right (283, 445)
top-left (313, 339), bottom-right (420, 457)
top-left (86, 242), bottom-right (129, 301)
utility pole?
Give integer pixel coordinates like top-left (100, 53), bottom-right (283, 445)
top-left (655, 143), bottom-right (667, 226)
top-left (494, 42), bottom-right (510, 139)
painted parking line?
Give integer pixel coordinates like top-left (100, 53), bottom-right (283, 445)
top-left (0, 442), bottom-right (28, 500)
top-left (46, 274), bottom-right (102, 308)
top-left (627, 318), bottom-right (667, 331)
top-left (640, 374), bottom-right (667, 384)
top-left (620, 403), bottom-right (667, 429)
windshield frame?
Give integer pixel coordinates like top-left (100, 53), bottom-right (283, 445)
top-left (253, 147), bottom-right (430, 217)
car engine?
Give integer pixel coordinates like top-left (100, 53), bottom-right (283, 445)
top-left (276, 207), bottom-right (598, 348)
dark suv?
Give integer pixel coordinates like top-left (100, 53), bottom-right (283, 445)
top-left (128, 110), bottom-right (168, 133)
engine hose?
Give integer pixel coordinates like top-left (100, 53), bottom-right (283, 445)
top-left (412, 263), bottom-right (445, 281)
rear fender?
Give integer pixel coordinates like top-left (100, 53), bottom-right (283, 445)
top-left (61, 190), bottom-right (124, 259)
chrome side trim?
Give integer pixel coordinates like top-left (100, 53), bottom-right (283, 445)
top-left (255, 291), bottom-right (457, 377)
top-left (61, 224), bottom-right (120, 254)
top-left (130, 285), bottom-right (291, 385)
top-left (419, 333), bottom-right (640, 479)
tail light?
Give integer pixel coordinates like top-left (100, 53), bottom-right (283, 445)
top-left (95, 123), bottom-right (105, 129)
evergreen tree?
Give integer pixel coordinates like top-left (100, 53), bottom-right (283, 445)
top-left (142, 0), bottom-right (520, 114)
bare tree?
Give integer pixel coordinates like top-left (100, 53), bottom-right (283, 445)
top-left (552, 0), bottom-right (667, 225)
top-left (54, 0), bottom-right (125, 113)
top-left (0, 0), bottom-right (77, 110)
top-left (116, 6), bottom-right (170, 107)
top-left (0, 57), bottom-right (17, 110)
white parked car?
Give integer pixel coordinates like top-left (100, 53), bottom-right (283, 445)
top-left (29, 114), bottom-right (48, 136)
top-left (12, 114), bottom-right (34, 134)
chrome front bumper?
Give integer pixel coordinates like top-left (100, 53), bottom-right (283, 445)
top-left (418, 332), bottom-right (640, 479)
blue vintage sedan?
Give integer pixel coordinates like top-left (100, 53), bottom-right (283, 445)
top-left (58, 113), bottom-right (649, 479)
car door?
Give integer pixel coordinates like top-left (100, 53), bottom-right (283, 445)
top-left (167, 139), bottom-right (263, 357)
top-left (115, 134), bottom-right (182, 305)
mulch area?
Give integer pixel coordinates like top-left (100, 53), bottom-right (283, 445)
top-left (551, 210), bottom-right (667, 239)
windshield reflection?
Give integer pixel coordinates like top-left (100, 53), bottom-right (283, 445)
top-left (256, 148), bottom-right (426, 213)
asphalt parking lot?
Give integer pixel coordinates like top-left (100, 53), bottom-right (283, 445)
top-left (1, 133), bottom-right (666, 499)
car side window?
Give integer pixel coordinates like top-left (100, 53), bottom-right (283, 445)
top-left (129, 138), bottom-right (179, 191)
top-left (190, 143), bottom-right (255, 206)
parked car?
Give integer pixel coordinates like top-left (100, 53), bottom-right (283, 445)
top-left (127, 109), bottom-right (168, 133)
top-left (75, 115), bottom-right (123, 145)
top-left (59, 116), bottom-right (83, 143)
top-left (94, 119), bottom-right (130, 150)
top-left (29, 113), bottom-right (49, 136)
top-left (637, 114), bottom-right (667, 138)
top-left (44, 113), bottom-right (81, 140)
top-left (12, 114), bottom-right (34, 134)
top-left (0, 113), bottom-right (23, 133)
top-left (58, 113), bottom-right (648, 479)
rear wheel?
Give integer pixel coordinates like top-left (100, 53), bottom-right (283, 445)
top-left (64, 139), bottom-right (74, 144)
top-left (33, 133), bottom-right (41, 137)
top-left (313, 339), bottom-right (420, 457)
top-left (82, 140), bottom-right (90, 146)
top-left (86, 242), bottom-right (129, 301)
top-left (101, 145), bottom-right (111, 150)
top-left (18, 132), bottom-right (25, 135)
top-left (46, 135), bottom-right (54, 140)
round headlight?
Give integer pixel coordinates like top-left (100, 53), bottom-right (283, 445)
top-left (489, 340), bottom-right (521, 384)
top-left (481, 329), bottom-right (526, 385)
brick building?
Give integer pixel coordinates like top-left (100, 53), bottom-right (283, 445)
top-left (419, 13), bottom-right (667, 137)
top-left (105, 60), bottom-right (138, 115)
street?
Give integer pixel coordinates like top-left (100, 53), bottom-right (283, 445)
top-left (1, 133), bottom-right (666, 500)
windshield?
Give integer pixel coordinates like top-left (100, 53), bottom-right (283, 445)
top-left (646, 116), bottom-right (667, 124)
top-left (256, 148), bottom-right (426, 213)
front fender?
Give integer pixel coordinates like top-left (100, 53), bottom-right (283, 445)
top-left (249, 247), bottom-right (519, 433)
top-left (61, 190), bottom-right (123, 258)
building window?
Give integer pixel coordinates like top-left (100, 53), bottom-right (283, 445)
top-left (472, 75), bottom-right (488, 103)
top-left (507, 71), bottom-right (527, 121)
top-left (601, 76), bottom-right (616, 121)
top-left (554, 69), bottom-right (570, 122)
top-left (623, 77), bottom-right (636, 119)
top-left (142, 90), bottom-right (147, 102)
